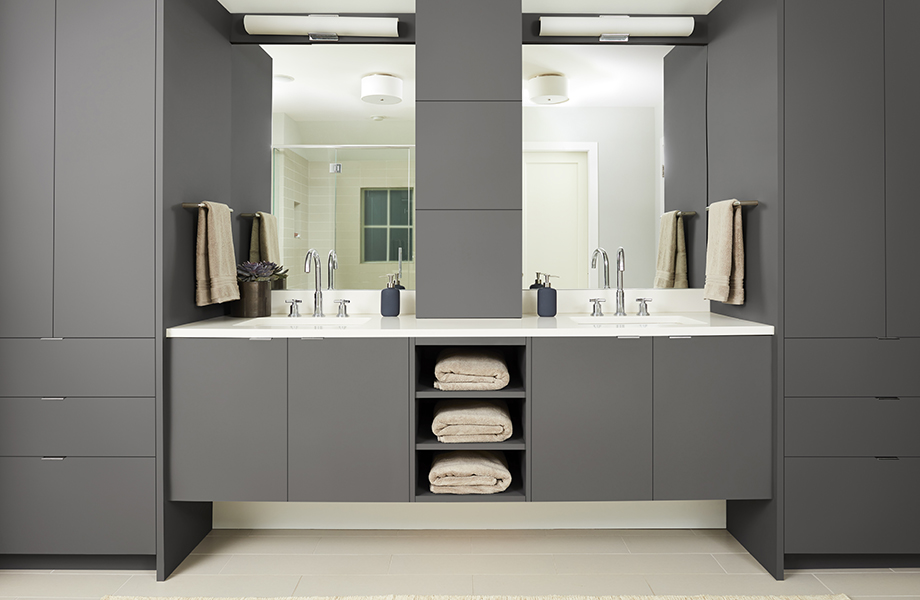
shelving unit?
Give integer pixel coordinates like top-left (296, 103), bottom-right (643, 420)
top-left (409, 338), bottom-right (531, 502)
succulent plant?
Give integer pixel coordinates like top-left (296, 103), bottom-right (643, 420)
top-left (237, 261), bottom-right (288, 282)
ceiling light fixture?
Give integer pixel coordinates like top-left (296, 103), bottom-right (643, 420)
top-left (243, 14), bottom-right (399, 39)
top-left (272, 74), bottom-right (295, 84)
top-left (539, 15), bottom-right (695, 42)
top-left (527, 74), bottom-right (569, 105)
top-left (361, 74), bottom-right (403, 105)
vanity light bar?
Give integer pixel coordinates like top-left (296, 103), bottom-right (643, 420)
top-left (539, 15), bottom-right (695, 39)
top-left (243, 14), bottom-right (400, 38)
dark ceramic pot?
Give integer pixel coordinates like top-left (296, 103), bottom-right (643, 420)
top-left (231, 280), bottom-right (271, 317)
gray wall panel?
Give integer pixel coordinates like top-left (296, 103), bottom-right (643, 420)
top-left (415, 0), bottom-right (520, 101)
top-left (54, 0), bottom-right (157, 338)
top-left (0, 0), bottom-right (55, 338)
top-left (664, 46), bottom-right (708, 289)
top-left (783, 0), bottom-right (885, 338)
top-left (885, 0), bottom-right (920, 338)
top-left (416, 102), bottom-right (522, 211)
top-left (415, 210), bottom-right (522, 318)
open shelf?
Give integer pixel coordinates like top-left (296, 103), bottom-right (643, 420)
top-left (414, 344), bottom-right (526, 397)
top-left (415, 450), bottom-right (525, 502)
top-left (415, 397), bottom-right (526, 450)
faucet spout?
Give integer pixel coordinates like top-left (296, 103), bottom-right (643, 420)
top-left (591, 247), bottom-right (611, 289)
top-left (614, 247), bottom-right (626, 316)
top-left (304, 249), bottom-right (324, 317)
top-left (327, 249), bottom-right (338, 290)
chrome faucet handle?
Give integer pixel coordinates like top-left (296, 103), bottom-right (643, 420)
top-left (334, 299), bottom-right (350, 317)
top-left (589, 298), bottom-right (606, 317)
top-left (636, 298), bottom-right (652, 317)
top-left (286, 299), bottom-right (302, 318)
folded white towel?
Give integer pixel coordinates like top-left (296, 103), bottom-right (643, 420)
top-left (428, 450), bottom-right (512, 495)
top-left (432, 399), bottom-right (513, 443)
top-left (433, 348), bottom-right (510, 391)
top-left (195, 201), bottom-right (239, 306)
top-left (703, 199), bottom-right (744, 305)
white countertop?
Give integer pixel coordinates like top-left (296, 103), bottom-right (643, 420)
top-left (166, 312), bottom-right (774, 339)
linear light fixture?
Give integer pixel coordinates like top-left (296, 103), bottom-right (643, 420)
top-left (539, 15), bottom-right (695, 41)
top-left (243, 14), bottom-right (400, 38)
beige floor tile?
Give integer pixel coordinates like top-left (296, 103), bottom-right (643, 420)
top-left (249, 528), bottom-right (402, 537)
top-left (616, 529), bottom-right (699, 536)
top-left (892, 568), bottom-right (920, 572)
top-left (190, 534), bottom-right (319, 555)
top-left (713, 552), bottom-right (771, 574)
top-left (645, 572), bottom-right (833, 595)
top-left (0, 571), bottom-right (53, 575)
top-left (815, 572), bottom-right (920, 595)
top-left (12, 597), bottom-right (98, 600)
top-left (314, 534), bottom-right (472, 555)
top-left (169, 553), bottom-right (233, 576)
top-left (0, 573), bottom-right (130, 597)
top-left (472, 573), bottom-right (654, 595)
top-left (113, 573), bottom-right (301, 597)
top-left (470, 533), bottom-right (629, 554)
top-left (388, 553), bottom-right (557, 575)
top-left (624, 533), bottom-right (747, 554)
top-left (554, 552), bottom-right (725, 574)
top-left (693, 529), bottom-right (736, 537)
top-left (398, 528), bottom-right (545, 537)
top-left (219, 553), bottom-right (391, 575)
top-left (293, 574), bottom-right (473, 596)
top-left (207, 528), bottom-right (252, 537)
top-left (850, 596), bottom-right (920, 600)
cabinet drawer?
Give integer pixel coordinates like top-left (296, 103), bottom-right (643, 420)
top-left (785, 457), bottom-right (920, 554)
top-left (0, 457), bottom-right (155, 554)
top-left (0, 338), bottom-right (154, 397)
top-left (786, 397), bottom-right (920, 457)
top-left (785, 338), bottom-right (920, 397)
top-left (0, 397), bottom-right (154, 457)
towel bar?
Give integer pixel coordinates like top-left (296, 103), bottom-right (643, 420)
top-left (239, 213), bottom-right (262, 218)
top-left (181, 202), bottom-right (234, 213)
top-left (676, 211), bottom-right (697, 217)
top-left (705, 200), bottom-right (759, 211)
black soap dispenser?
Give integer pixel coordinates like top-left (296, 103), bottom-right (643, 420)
top-left (537, 274), bottom-right (558, 317)
top-left (381, 274), bottom-right (400, 317)
top-left (529, 272), bottom-right (545, 289)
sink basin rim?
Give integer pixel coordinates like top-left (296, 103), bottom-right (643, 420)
top-left (233, 316), bottom-right (372, 327)
top-left (568, 315), bottom-right (707, 326)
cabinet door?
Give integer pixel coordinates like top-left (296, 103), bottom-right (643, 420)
top-left (288, 338), bottom-right (410, 502)
top-left (168, 339), bottom-right (287, 501)
top-left (54, 0), bottom-right (156, 337)
top-left (531, 337), bottom-right (652, 502)
top-left (0, 0), bottom-right (55, 337)
top-left (885, 0), bottom-right (920, 337)
top-left (654, 336), bottom-right (772, 500)
top-left (784, 0), bottom-right (885, 338)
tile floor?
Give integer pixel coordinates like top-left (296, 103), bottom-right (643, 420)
top-left (1, 529), bottom-right (918, 599)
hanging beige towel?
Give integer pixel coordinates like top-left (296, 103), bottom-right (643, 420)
top-left (248, 212), bottom-right (281, 265)
top-left (432, 399), bottom-right (513, 443)
top-left (428, 450), bottom-right (512, 494)
top-left (654, 211), bottom-right (688, 289)
top-left (195, 201), bottom-right (239, 306)
top-left (433, 348), bottom-right (510, 391)
top-left (703, 199), bottom-right (745, 305)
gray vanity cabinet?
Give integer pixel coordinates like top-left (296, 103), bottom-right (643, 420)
top-left (531, 337), bottom-right (653, 502)
top-left (653, 336), bottom-right (772, 500)
top-left (288, 338), bottom-right (410, 502)
top-left (168, 338), bottom-right (288, 501)
top-left (0, 0), bottom-right (55, 338)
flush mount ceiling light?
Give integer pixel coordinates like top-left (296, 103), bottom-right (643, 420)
top-left (539, 15), bottom-right (695, 42)
top-left (243, 14), bottom-right (399, 40)
top-left (272, 74), bottom-right (295, 84)
top-left (528, 74), bottom-right (569, 105)
top-left (361, 74), bottom-right (403, 104)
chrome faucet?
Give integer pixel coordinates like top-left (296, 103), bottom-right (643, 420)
top-left (327, 249), bottom-right (338, 290)
top-left (303, 248), bottom-right (324, 317)
top-left (591, 247), bottom-right (611, 289)
top-left (614, 247), bottom-right (626, 316)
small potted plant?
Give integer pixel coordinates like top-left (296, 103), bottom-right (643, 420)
top-left (231, 261), bottom-right (288, 317)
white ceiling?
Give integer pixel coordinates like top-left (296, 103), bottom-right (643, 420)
top-left (217, 1), bottom-right (722, 15)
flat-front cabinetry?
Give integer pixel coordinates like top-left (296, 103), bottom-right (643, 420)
top-left (169, 338), bottom-right (410, 502)
top-left (531, 336), bottom-right (771, 502)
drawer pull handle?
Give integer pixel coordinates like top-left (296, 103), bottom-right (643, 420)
top-left (41, 457), bottom-right (66, 461)
top-left (248, 337), bottom-right (272, 341)
top-left (669, 336), bottom-right (692, 339)
top-left (40, 337), bottom-right (64, 341)
top-left (876, 396), bottom-right (901, 401)
top-left (41, 397), bottom-right (65, 401)
top-left (876, 456), bottom-right (900, 461)
top-left (877, 337), bottom-right (901, 341)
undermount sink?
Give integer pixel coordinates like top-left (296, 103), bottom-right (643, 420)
top-left (569, 315), bottom-right (707, 326)
top-left (233, 316), bottom-right (371, 327)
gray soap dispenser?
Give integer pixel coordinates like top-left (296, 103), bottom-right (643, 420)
top-left (537, 274), bottom-right (558, 317)
top-left (529, 272), bottom-right (545, 289)
top-left (381, 273), bottom-right (400, 317)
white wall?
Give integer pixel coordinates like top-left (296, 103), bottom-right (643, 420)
top-left (523, 106), bottom-right (662, 289)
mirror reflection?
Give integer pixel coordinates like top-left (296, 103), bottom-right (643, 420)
top-left (267, 44), bottom-right (415, 290)
top-left (522, 45), bottom-right (700, 290)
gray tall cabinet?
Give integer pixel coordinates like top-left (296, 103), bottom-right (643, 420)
top-left (0, 0), bottom-right (157, 563)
